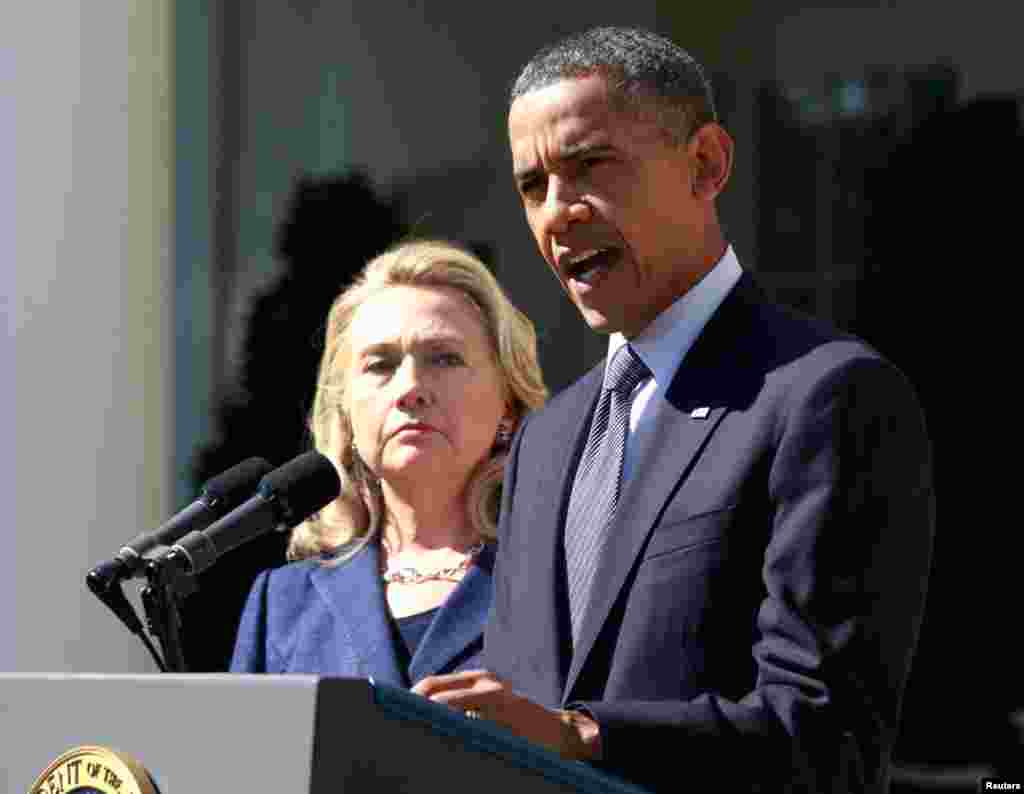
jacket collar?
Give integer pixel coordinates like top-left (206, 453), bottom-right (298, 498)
top-left (311, 541), bottom-right (493, 685)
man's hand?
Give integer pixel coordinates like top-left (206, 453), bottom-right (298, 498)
top-left (412, 670), bottom-right (601, 761)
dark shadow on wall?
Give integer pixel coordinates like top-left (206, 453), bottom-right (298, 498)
top-left (757, 63), bottom-right (1024, 774)
top-left (856, 94), bottom-right (1024, 780)
top-left (180, 170), bottom-right (409, 672)
top-left (757, 70), bottom-right (1023, 781)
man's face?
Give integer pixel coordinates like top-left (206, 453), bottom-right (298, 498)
top-left (509, 74), bottom-right (713, 338)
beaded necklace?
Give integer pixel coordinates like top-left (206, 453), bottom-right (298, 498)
top-left (381, 542), bottom-right (484, 585)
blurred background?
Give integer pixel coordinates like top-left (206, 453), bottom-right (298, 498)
top-left (3, 1), bottom-right (1020, 788)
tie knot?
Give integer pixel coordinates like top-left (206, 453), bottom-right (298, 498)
top-left (604, 345), bottom-right (650, 395)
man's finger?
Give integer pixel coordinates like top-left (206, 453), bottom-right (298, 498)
top-left (425, 679), bottom-right (504, 706)
top-left (411, 669), bottom-right (493, 696)
top-left (426, 689), bottom-right (486, 708)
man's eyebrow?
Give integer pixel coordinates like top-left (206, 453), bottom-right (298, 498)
top-left (513, 142), bottom-right (615, 184)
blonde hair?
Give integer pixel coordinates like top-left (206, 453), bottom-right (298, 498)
top-left (288, 239), bottom-right (548, 562)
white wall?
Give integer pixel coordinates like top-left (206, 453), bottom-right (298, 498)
top-left (1, 2), bottom-right (171, 672)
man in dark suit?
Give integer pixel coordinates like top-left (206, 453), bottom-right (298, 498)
top-left (416, 27), bottom-right (933, 793)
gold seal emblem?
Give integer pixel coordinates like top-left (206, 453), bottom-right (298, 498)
top-left (29, 745), bottom-right (159, 794)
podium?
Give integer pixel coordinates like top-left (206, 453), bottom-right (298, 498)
top-left (1, 674), bottom-right (651, 793)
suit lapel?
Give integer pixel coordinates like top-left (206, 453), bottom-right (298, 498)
top-left (309, 544), bottom-right (404, 685)
top-left (564, 402), bottom-right (728, 699)
top-left (407, 543), bottom-right (495, 681)
top-left (563, 274), bottom-right (765, 701)
top-left (509, 365), bottom-right (603, 700)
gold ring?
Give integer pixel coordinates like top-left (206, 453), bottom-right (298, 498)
top-left (464, 708), bottom-right (482, 720)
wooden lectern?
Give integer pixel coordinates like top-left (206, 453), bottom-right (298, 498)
top-left (1, 674), bottom-right (652, 793)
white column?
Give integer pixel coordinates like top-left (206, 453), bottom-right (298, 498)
top-left (1, 1), bottom-right (172, 672)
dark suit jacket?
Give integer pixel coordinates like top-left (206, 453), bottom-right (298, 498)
top-left (484, 274), bottom-right (934, 793)
top-left (231, 542), bottom-right (494, 686)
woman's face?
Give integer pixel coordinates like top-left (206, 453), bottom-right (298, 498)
top-left (346, 284), bottom-right (509, 492)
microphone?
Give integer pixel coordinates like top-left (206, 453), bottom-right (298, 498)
top-left (157, 451), bottom-right (340, 578)
top-left (86, 456), bottom-right (274, 595)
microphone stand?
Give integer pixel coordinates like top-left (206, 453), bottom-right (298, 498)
top-left (86, 565), bottom-right (169, 672)
top-left (141, 548), bottom-right (197, 673)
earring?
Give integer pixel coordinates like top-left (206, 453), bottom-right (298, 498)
top-left (495, 421), bottom-right (514, 446)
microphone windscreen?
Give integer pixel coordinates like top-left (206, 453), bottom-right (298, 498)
top-left (201, 457), bottom-right (274, 507)
top-left (259, 451), bottom-right (341, 526)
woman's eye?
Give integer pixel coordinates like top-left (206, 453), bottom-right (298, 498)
top-left (434, 352), bottom-right (464, 367)
top-left (365, 359), bottom-right (394, 374)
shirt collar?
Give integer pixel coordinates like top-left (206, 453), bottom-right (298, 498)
top-left (608, 245), bottom-right (743, 388)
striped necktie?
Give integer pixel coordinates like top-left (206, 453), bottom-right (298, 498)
top-left (563, 344), bottom-right (651, 643)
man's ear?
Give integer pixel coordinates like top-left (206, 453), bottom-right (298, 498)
top-left (689, 123), bottom-right (734, 201)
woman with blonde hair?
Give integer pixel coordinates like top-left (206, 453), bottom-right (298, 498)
top-left (231, 239), bottom-right (547, 685)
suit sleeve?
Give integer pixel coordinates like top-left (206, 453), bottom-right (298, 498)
top-left (577, 356), bottom-right (935, 791)
top-left (229, 569), bottom-right (274, 673)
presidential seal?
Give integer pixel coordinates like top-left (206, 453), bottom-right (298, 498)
top-left (29, 745), bottom-right (159, 794)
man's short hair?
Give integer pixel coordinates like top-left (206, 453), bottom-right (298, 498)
top-left (510, 26), bottom-right (718, 145)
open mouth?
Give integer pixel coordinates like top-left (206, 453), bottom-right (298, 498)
top-left (564, 248), bottom-right (618, 286)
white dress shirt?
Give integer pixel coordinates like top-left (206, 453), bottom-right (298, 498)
top-left (607, 246), bottom-right (744, 483)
